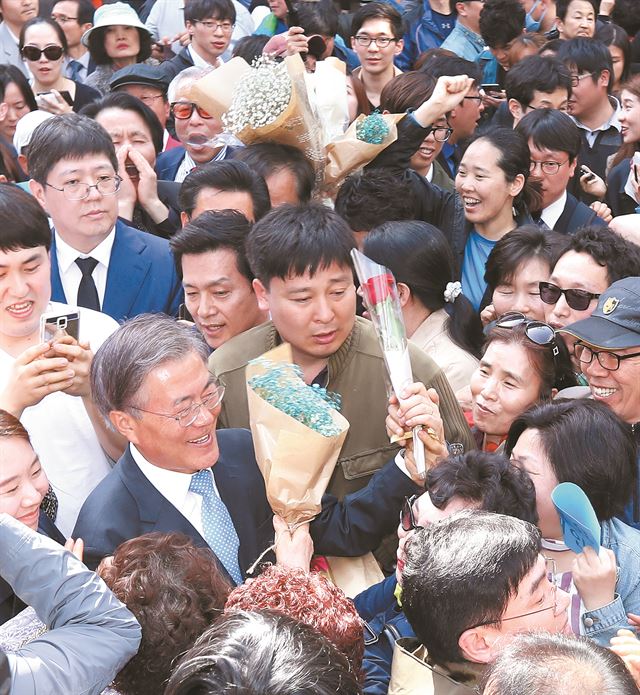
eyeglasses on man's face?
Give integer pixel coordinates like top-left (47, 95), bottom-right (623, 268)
top-left (194, 19), bottom-right (235, 32)
top-left (353, 35), bottom-right (398, 48)
top-left (574, 343), bottom-right (640, 372)
top-left (529, 159), bottom-right (569, 176)
top-left (45, 175), bottom-right (122, 201)
top-left (570, 72), bottom-right (595, 87)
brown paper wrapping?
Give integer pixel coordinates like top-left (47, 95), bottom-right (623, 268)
top-left (246, 343), bottom-right (349, 526)
top-left (323, 112), bottom-right (406, 192)
top-left (324, 552), bottom-right (385, 598)
top-left (188, 57), bottom-right (251, 121)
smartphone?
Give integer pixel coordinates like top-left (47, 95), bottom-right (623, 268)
top-left (634, 164), bottom-right (638, 184)
top-left (39, 310), bottom-right (80, 343)
top-left (580, 165), bottom-right (596, 182)
top-left (37, 90), bottom-right (73, 106)
top-left (480, 83), bottom-right (501, 92)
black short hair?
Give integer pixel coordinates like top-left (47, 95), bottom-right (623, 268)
top-left (0, 65), bottom-right (37, 113)
top-left (505, 55), bottom-right (572, 107)
top-left (246, 203), bottom-right (355, 287)
top-left (484, 224), bottom-right (570, 292)
top-left (516, 108), bottom-right (582, 161)
top-left (417, 52), bottom-right (482, 84)
top-left (334, 168), bottom-right (420, 233)
top-left (0, 185), bottom-right (52, 252)
top-left (427, 451), bottom-right (538, 525)
top-left (481, 632), bottom-right (640, 695)
top-left (295, 0), bottom-right (339, 38)
top-left (88, 27), bottom-right (152, 66)
top-left (164, 610), bottom-right (362, 695)
top-left (595, 23), bottom-right (631, 85)
top-left (178, 160), bottom-right (271, 221)
top-left (559, 225), bottom-right (640, 286)
top-left (505, 399), bottom-right (636, 521)
top-left (80, 92), bottom-right (164, 155)
top-left (402, 510), bottom-right (541, 665)
top-left (233, 143), bottom-right (315, 203)
top-left (351, 2), bottom-right (404, 40)
top-left (27, 113), bottom-right (118, 185)
top-left (479, 0), bottom-right (525, 49)
top-left (184, 0), bottom-right (236, 23)
top-left (19, 17), bottom-right (68, 54)
top-left (169, 209), bottom-right (253, 281)
top-left (231, 34), bottom-right (269, 63)
top-left (555, 0), bottom-right (596, 21)
top-left (557, 38), bottom-right (613, 92)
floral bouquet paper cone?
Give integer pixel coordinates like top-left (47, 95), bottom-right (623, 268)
top-left (246, 343), bottom-right (349, 531)
top-left (351, 249), bottom-right (426, 477)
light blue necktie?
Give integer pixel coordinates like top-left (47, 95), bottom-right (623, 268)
top-left (68, 59), bottom-right (83, 82)
top-left (189, 469), bottom-right (242, 584)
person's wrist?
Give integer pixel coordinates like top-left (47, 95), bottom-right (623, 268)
top-left (142, 198), bottom-right (169, 224)
top-left (583, 591), bottom-right (616, 611)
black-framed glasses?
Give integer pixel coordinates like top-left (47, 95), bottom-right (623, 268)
top-left (45, 175), bottom-right (121, 201)
top-left (529, 159), bottom-right (569, 176)
top-left (21, 44), bottom-right (64, 61)
top-left (170, 101), bottom-right (213, 120)
top-left (495, 312), bottom-right (559, 356)
top-left (194, 19), bottom-right (235, 32)
top-left (570, 72), bottom-right (595, 87)
top-left (539, 281), bottom-right (600, 311)
top-left (574, 343), bottom-right (640, 372)
top-left (353, 35), bottom-right (398, 47)
top-left (51, 13), bottom-right (78, 24)
top-left (465, 558), bottom-right (558, 631)
top-left (464, 95), bottom-right (483, 103)
top-left (431, 126), bottom-right (453, 142)
top-left (126, 383), bottom-right (225, 428)
top-left (400, 495), bottom-right (424, 532)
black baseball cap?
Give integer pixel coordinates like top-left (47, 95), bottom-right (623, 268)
top-left (109, 64), bottom-right (170, 93)
top-left (559, 277), bottom-right (640, 349)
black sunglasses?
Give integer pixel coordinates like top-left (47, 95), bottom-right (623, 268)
top-left (539, 281), bottom-right (601, 312)
top-left (21, 44), bottom-right (64, 61)
top-left (495, 312), bottom-right (559, 356)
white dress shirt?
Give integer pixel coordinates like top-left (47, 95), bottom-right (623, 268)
top-left (175, 146), bottom-right (228, 183)
top-left (188, 43), bottom-right (224, 70)
top-left (540, 191), bottom-right (567, 231)
top-left (54, 228), bottom-right (115, 308)
top-left (130, 444), bottom-right (221, 540)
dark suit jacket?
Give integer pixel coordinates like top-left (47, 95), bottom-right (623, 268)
top-left (155, 145), bottom-right (238, 182)
top-left (120, 179), bottom-right (182, 238)
top-left (50, 219), bottom-right (183, 322)
top-left (606, 157), bottom-right (639, 218)
top-left (158, 46), bottom-right (194, 82)
top-left (73, 429), bottom-right (419, 577)
top-left (553, 192), bottom-right (606, 235)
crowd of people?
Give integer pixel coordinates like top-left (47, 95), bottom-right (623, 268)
top-left (0, 0), bottom-right (639, 692)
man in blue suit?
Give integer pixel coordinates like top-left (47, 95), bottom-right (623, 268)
top-left (28, 114), bottom-right (182, 323)
top-left (73, 314), bottom-right (420, 579)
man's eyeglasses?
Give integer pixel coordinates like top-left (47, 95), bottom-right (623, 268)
top-left (126, 384), bottom-right (226, 428)
top-left (353, 35), bottom-right (398, 47)
top-left (194, 20), bottom-right (234, 32)
top-left (495, 312), bottom-right (559, 356)
top-left (570, 72), bottom-right (595, 87)
top-left (171, 101), bottom-right (213, 120)
top-left (465, 558), bottom-right (559, 630)
top-left (529, 159), bottom-right (569, 176)
top-left (400, 495), bottom-right (424, 532)
top-left (464, 95), bottom-right (483, 103)
top-left (51, 14), bottom-right (78, 24)
top-left (45, 175), bottom-right (122, 201)
top-left (539, 281), bottom-right (600, 311)
top-left (138, 94), bottom-right (165, 105)
top-left (574, 343), bottom-right (640, 372)
top-left (430, 126), bottom-right (453, 142)
top-left (21, 44), bottom-right (64, 61)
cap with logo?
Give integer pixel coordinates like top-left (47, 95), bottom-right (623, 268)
top-left (559, 277), bottom-right (640, 349)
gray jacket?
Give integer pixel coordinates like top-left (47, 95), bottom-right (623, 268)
top-left (0, 23), bottom-right (28, 76)
top-left (0, 514), bottom-right (141, 695)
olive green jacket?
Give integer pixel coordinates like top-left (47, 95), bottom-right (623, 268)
top-left (209, 317), bottom-right (474, 499)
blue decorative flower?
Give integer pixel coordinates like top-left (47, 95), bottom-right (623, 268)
top-left (356, 113), bottom-right (389, 145)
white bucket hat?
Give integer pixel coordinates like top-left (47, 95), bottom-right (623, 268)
top-left (81, 2), bottom-right (151, 48)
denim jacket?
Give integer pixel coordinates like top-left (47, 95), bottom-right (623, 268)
top-left (440, 22), bottom-right (485, 61)
top-left (580, 518), bottom-right (640, 645)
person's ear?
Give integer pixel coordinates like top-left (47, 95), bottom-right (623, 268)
top-left (394, 38), bottom-right (404, 56)
top-left (598, 69), bottom-right (610, 90)
top-left (180, 211), bottom-right (190, 227)
top-left (253, 278), bottom-right (270, 311)
top-left (458, 627), bottom-right (495, 664)
top-left (507, 98), bottom-right (523, 121)
top-left (567, 158), bottom-right (577, 178)
top-left (455, 0), bottom-right (467, 16)
top-left (350, 35), bottom-right (355, 50)
top-left (81, 22), bottom-right (93, 34)
top-left (17, 153), bottom-right (28, 175)
top-left (397, 282), bottom-right (412, 308)
top-left (556, 18), bottom-right (565, 37)
top-left (551, 387), bottom-right (558, 399)
top-left (509, 172), bottom-right (525, 198)
top-left (29, 179), bottom-right (48, 211)
top-left (185, 20), bottom-right (195, 37)
top-left (109, 410), bottom-right (138, 441)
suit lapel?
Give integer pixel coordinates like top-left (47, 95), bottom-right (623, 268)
top-left (102, 221), bottom-right (152, 320)
top-left (49, 234), bottom-right (68, 303)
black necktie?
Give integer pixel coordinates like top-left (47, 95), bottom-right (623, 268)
top-left (75, 257), bottom-right (100, 311)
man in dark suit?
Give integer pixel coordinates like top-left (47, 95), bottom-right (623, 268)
top-left (28, 113), bottom-right (182, 323)
top-left (73, 314), bottom-right (421, 578)
top-left (517, 108), bottom-right (606, 234)
top-left (156, 67), bottom-right (237, 184)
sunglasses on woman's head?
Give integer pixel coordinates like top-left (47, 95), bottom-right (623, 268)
top-left (538, 281), bottom-right (600, 312)
top-left (495, 312), bottom-right (559, 356)
top-left (21, 45), bottom-right (64, 61)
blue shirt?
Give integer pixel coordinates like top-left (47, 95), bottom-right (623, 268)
top-left (462, 231), bottom-right (497, 311)
top-left (440, 22), bottom-right (486, 62)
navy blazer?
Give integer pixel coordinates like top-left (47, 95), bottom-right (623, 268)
top-left (606, 157), bottom-right (639, 217)
top-left (73, 428), bottom-right (419, 577)
top-left (50, 220), bottom-right (183, 322)
top-left (553, 192), bottom-right (606, 235)
top-left (155, 145), bottom-right (238, 183)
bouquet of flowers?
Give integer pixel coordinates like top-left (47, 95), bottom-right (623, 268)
top-left (246, 343), bottom-right (349, 531)
top-left (351, 249), bottom-right (427, 477)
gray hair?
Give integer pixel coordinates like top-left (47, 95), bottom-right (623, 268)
top-left (167, 66), bottom-right (215, 103)
top-left (91, 313), bottom-right (210, 421)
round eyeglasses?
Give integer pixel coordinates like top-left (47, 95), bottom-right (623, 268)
top-left (45, 175), bottom-right (122, 201)
top-left (529, 159), bottom-right (569, 176)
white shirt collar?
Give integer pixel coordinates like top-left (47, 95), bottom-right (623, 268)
top-left (188, 43), bottom-right (224, 69)
top-left (540, 190), bottom-right (567, 230)
top-left (54, 227), bottom-right (116, 274)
